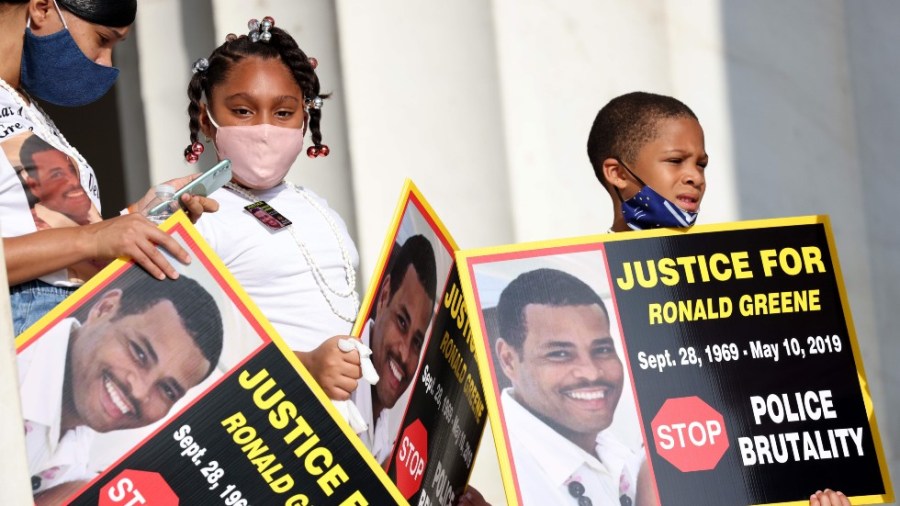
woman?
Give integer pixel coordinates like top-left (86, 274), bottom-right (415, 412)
top-left (0, 0), bottom-right (216, 335)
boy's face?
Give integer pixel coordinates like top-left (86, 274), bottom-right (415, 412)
top-left (621, 117), bottom-right (707, 212)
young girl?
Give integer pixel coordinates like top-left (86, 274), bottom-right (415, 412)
top-left (1, 0), bottom-right (216, 335)
top-left (187, 17), bottom-right (363, 401)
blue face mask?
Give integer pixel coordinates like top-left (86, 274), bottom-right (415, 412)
top-left (20, 2), bottom-right (119, 107)
top-left (615, 159), bottom-right (699, 230)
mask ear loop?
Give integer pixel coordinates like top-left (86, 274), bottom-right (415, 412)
top-left (28, 0), bottom-right (69, 31)
top-left (51, 0), bottom-right (69, 29)
top-left (612, 157), bottom-right (647, 203)
top-left (205, 105), bottom-right (221, 130)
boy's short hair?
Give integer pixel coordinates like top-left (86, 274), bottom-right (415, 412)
top-left (587, 91), bottom-right (697, 189)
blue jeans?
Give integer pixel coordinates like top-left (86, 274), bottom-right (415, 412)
top-left (9, 280), bottom-right (76, 336)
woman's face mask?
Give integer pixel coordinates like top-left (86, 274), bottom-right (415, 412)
top-left (20, 0), bottom-right (120, 107)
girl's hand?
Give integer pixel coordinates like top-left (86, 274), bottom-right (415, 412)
top-left (296, 336), bottom-right (363, 400)
top-left (179, 192), bottom-right (219, 223)
top-left (130, 173), bottom-right (220, 223)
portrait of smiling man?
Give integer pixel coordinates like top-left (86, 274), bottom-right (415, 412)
top-left (494, 267), bottom-right (641, 506)
top-left (352, 233), bottom-right (437, 464)
top-left (17, 134), bottom-right (100, 229)
top-left (16, 267), bottom-right (224, 499)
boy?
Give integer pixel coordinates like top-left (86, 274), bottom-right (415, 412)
top-left (585, 91), bottom-right (848, 506)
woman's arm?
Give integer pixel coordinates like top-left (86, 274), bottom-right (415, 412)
top-left (5, 213), bottom-right (191, 284)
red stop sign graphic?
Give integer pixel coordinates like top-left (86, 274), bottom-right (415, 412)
top-left (395, 419), bottom-right (428, 499)
top-left (100, 469), bottom-right (179, 506)
top-left (651, 396), bottom-right (729, 472)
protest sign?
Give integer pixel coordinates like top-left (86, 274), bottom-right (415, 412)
top-left (351, 180), bottom-right (487, 505)
top-left (457, 216), bottom-right (893, 505)
top-left (15, 212), bottom-right (403, 505)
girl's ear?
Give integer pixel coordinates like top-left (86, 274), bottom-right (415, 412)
top-left (198, 103), bottom-right (215, 140)
top-left (602, 157), bottom-right (630, 190)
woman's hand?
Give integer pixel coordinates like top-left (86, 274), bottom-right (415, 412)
top-left (82, 214), bottom-right (191, 280)
top-left (296, 336), bottom-right (363, 400)
top-left (5, 213), bottom-right (193, 285)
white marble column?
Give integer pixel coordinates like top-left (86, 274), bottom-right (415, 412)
top-left (134, 0), bottom-right (215, 186)
top-left (335, 0), bottom-right (515, 285)
top-left (716, 1), bottom-right (892, 488)
top-left (0, 235), bottom-right (33, 504)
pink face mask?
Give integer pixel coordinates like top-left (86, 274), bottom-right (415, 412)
top-left (207, 110), bottom-right (304, 189)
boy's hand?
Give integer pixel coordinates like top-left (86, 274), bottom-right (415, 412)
top-left (457, 485), bottom-right (491, 506)
top-left (810, 490), bottom-right (849, 506)
top-left (297, 336), bottom-right (362, 400)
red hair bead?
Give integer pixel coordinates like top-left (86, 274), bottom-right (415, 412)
top-left (308, 57), bottom-right (318, 69)
top-left (184, 145), bottom-right (199, 163)
top-left (307, 146), bottom-right (319, 158)
top-left (191, 141), bottom-right (205, 155)
top-left (318, 144), bottom-right (330, 157)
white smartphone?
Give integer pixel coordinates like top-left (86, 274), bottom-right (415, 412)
top-left (148, 159), bottom-right (232, 216)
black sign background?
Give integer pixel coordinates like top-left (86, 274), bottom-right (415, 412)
top-left (386, 266), bottom-right (487, 505)
top-left (74, 342), bottom-right (400, 505)
top-left (605, 223), bottom-right (884, 505)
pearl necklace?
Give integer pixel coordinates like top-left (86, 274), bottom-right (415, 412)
top-left (225, 181), bottom-right (360, 323)
top-left (0, 78), bottom-right (90, 172)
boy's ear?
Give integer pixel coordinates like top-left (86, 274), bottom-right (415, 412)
top-left (602, 158), bottom-right (630, 190)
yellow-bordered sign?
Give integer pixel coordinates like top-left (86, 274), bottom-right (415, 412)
top-left (16, 212), bottom-right (406, 505)
top-left (457, 216), bottom-right (892, 506)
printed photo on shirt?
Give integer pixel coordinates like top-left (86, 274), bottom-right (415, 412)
top-left (3, 131), bottom-right (101, 230)
top-left (351, 199), bottom-right (455, 465)
top-left (468, 248), bottom-right (646, 506)
top-left (2, 132), bottom-right (104, 283)
top-left (15, 222), bottom-right (266, 501)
